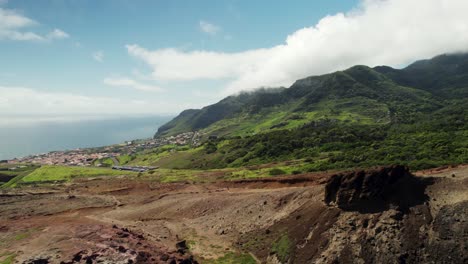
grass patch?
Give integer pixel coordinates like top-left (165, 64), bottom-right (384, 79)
top-left (127, 148), bottom-right (175, 166)
top-left (271, 234), bottom-right (291, 263)
top-left (269, 168), bottom-right (286, 176)
top-left (100, 157), bottom-right (115, 167)
top-left (117, 154), bottom-right (134, 165)
top-left (196, 96), bottom-right (387, 139)
top-left (187, 240), bottom-right (196, 250)
top-left (14, 232), bottom-right (30, 241)
top-left (204, 252), bottom-right (257, 264)
top-left (1, 165), bottom-right (40, 188)
top-left (93, 157), bottom-right (115, 167)
top-left (19, 165), bottom-right (135, 184)
top-left (147, 169), bottom-right (201, 183)
top-left (154, 151), bottom-right (198, 169)
top-left (225, 159), bottom-right (320, 180)
top-left (128, 146), bottom-right (209, 169)
top-left (0, 253), bottom-right (16, 264)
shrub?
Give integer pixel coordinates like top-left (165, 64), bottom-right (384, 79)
top-left (271, 234), bottom-right (291, 263)
top-left (269, 168), bottom-right (286, 176)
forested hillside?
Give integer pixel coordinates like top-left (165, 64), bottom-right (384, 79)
top-left (150, 53), bottom-right (467, 170)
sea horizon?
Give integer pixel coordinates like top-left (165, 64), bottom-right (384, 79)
top-left (0, 115), bottom-right (172, 160)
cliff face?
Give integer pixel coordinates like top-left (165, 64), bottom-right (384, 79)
top-left (238, 166), bottom-right (467, 264)
top-left (316, 167), bottom-right (466, 264)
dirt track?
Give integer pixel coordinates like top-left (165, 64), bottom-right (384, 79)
top-left (0, 166), bottom-right (467, 263)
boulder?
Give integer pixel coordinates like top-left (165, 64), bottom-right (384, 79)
top-left (176, 240), bottom-right (188, 254)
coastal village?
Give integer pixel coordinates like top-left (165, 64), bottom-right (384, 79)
top-left (7, 131), bottom-right (202, 167)
top-left (7, 151), bottom-right (118, 167)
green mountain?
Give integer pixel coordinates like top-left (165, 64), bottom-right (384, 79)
top-left (155, 87), bottom-right (287, 137)
top-left (375, 53), bottom-right (468, 99)
top-left (147, 53), bottom-right (467, 171)
top-left (156, 53), bottom-right (468, 138)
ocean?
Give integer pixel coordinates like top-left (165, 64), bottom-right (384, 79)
top-left (0, 115), bottom-right (172, 160)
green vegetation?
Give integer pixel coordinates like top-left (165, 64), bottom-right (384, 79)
top-left (6, 54), bottom-right (465, 188)
top-left (212, 112), bottom-right (466, 170)
top-left (0, 253), bottom-right (16, 264)
top-left (14, 228), bottom-right (41, 241)
top-left (0, 164), bottom-right (40, 188)
top-left (204, 252), bottom-right (257, 264)
top-left (271, 234), bottom-right (291, 263)
top-left (128, 145), bottom-right (203, 168)
top-left (269, 168), bottom-right (286, 176)
top-left (117, 154), bottom-right (134, 165)
top-left (138, 105), bottom-right (467, 172)
top-left (150, 169), bottom-right (201, 183)
top-left (186, 240), bottom-right (197, 250)
top-left (101, 157), bottom-right (115, 167)
top-left (17, 165), bottom-right (135, 185)
top-left (147, 54), bottom-right (468, 172)
top-left (93, 157), bottom-right (115, 167)
top-left (14, 233), bottom-right (30, 241)
top-left (155, 62), bottom-right (440, 139)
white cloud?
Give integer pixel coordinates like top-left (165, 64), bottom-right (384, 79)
top-left (0, 86), bottom-right (190, 121)
top-left (128, 0), bottom-right (468, 95)
top-left (126, 44), bottom-right (276, 81)
top-left (103, 77), bottom-right (163, 92)
top-left (199, 20), bottom-right (221, 35)
top-left (93, 50), bottom-right (104, 62)
top-left (0, 8), bottom-right (35, 28)
top-left (0, 30), bottom-right (43, 41)
top-left (47, 28), bottom-right (69, 39)
top-left (0, 7), bottom-right (69, 41)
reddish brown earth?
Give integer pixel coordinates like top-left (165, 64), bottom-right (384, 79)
top-left (0, 165), bottom-right (466, 263)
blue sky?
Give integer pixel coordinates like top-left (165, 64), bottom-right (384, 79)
top-left (1, 0), bottom-right (468, 121)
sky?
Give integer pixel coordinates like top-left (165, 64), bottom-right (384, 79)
top-left (1, 0), bottom-right (468, 123)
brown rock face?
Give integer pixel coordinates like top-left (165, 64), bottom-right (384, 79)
top-left (325, 165), bottom-right (432, 212)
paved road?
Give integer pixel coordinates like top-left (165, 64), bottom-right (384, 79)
top-left (110, 157), bottom-right (119, 166)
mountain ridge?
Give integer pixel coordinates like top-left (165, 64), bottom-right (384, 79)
top-left (156, 53), bottom-right (467, 138)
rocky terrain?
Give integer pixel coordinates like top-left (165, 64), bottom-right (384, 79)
top-left (0, 165), bottom-right (466, 263)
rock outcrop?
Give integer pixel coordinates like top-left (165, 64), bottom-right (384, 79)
top-left (325, 165), bottom-right (431, 212)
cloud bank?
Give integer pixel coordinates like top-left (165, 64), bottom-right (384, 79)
top-left (127, 0), bottom-right (468, 95)
top-left (0, 86), bottom-right (192, 123)
top-left (0, 7), bottom-right (69, 41)
top-left (103, 77), bottom-right (163, 92)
